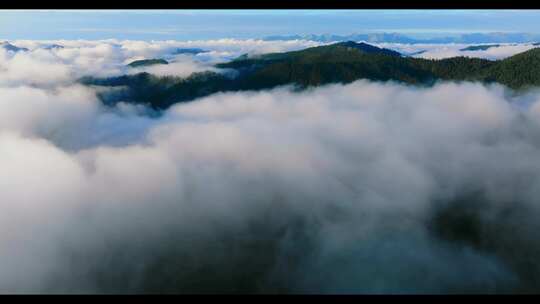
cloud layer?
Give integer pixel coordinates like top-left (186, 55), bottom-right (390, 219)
top-left (376, 42), bottom-right (540, 60)
top-left (0, 39), bottom-right (323, 85)
top-left (3, 38), bottom-right (537, 90)
top-left (2, 39), bottom-right (540, 293)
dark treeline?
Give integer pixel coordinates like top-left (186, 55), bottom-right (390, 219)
top-left (81, 41), bottom-right (540, 110)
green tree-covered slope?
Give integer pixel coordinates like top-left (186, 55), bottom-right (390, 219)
top-left (127, 59), bottom-right (168, 68)
top-left (82, 42), bottom-right (540, 110)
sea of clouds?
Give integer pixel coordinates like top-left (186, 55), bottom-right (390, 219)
top-left (0, 39), bottom-right (323, 86)
top-left (2, 39), bottom-right (540, 293)
top-left (376, 42), bottom-right (540, 60)
top-left (2, 39), bottom-right (536, 89)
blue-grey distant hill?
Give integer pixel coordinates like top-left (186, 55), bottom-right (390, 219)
top-left (43, 44), bottom-right (65, 50)
top-left (406, 50), bottom-right (427, 56)
top-left (1, 41), bottom-right (29, 52)
top-left (173, 48), bottom-right (209, 55)
top-left (127, 59), bottom-right (169, 68)
top-left (460, 44), bottom-right (501, 51)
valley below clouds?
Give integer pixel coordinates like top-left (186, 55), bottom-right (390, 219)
top-left (3, 39), bottom-right (540, 293)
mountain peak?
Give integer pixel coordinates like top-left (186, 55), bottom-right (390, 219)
top-left (333, 41), bottom-right (401, 57)
top-left (0, 41), bottom-right (29, 52)
top-left (173, 48), bottom-right (209, 55)
top-left (43, 44), bottom-right (65, 50)
top-left (1, 41), bottom-right (29, 52)
top-left (127, 58), bottom-right (169, 68)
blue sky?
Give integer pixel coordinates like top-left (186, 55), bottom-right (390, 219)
top-left (1, 10), bottom-right (540, 41)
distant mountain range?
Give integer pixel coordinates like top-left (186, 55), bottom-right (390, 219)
top-left (81, 41), bottom-right (540, 110)
top-left (173, 48), bottom-right (209, 55)
top-left (43, 44), bottom-right (65, 50)
top-left (1, 41), bottom-right (29, 52)
top-left (460, 44), bottom-right (502, 51)
top-left (406, 50), bottom-right (427, 56)
top-left (1, 42), bottom-right (68, 52)
top-left (262, 32), bottom-right (540, 44)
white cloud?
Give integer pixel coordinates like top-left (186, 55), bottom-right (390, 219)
top-left (377, 42), bottom-right (540, 60)
top-left (2, 77), bottom-right (540, 292)
top-left (2, 38), bottom-right (540, 293)
top-left (0, 39), bottom-right (323, 87)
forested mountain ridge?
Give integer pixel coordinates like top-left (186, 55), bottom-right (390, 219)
top-left (81, 41), bottom-right (540, 110)
top-left (127, 59), bottom-right (169, 68)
